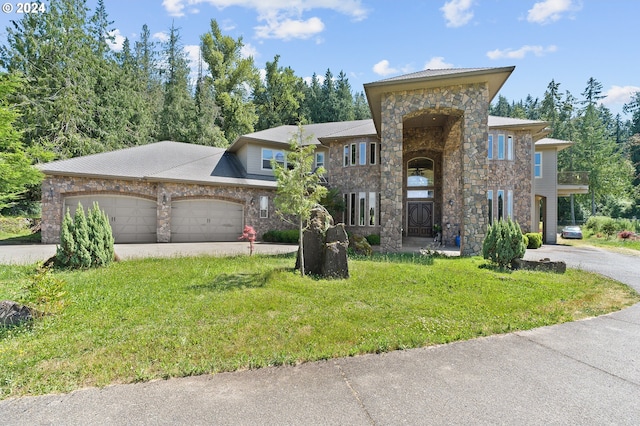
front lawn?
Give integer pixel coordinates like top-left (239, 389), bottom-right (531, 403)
top-left (1, 253), bottom-right (638, 399)
top-left (560, 235), bottom-right (640, 252)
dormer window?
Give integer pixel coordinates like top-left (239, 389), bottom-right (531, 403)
top-left (262, 148), bottom-right (286, 170)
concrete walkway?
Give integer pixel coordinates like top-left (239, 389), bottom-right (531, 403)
top-left (1, 244), bottom-right (639, 424)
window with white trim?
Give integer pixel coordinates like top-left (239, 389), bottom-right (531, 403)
top-left (507, 135), bottom-right (514, 160)
top-left (350, 143), bottom-right (357, 166)
top-left (343, 194), bottom-right (348, 223)
top-left (350, 193), bottom-right (356, 226)
top-left (343, 145), bottom-right (349, 167)
top-left (262, 148), bottom-right (285, 170)
top-left (370, 142), bottom-right (377, 165)
top-left (315, 152), bottom-right (325, 169)
top-left (488, 134), bottom-right (493, 159)
top-left (359, 142), bottom-right (366, 165)
top-left (498, 135), bottom-right (505, 160)
top-left (497, 190), bottom-right (504, 220)
top-left (369, 192), bottom-right (376, 226)
top-left (507, 190), bottom-right (513, 219)
top-left (359, 192), bottom-right (366, 226)
top-left (259, 196), bottom-right (269, 218)
top-left (534, 152), bottom-right (542, 178)
top-left (487, 190), bottom-right (493, 225)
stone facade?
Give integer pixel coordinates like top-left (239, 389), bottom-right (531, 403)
top-left (379, 83), bottom-right (490, 255)
top-left (41, 176), bottom-right (283, 244)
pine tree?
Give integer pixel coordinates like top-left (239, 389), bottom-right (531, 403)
top-left (55, 208), bottom-right (76, 267)
top-left (87, 202), bottom-right (107, 266)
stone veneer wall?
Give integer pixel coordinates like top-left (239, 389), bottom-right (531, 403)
top-left (380, 83), bottom-right (490, 255)
top-left (326, 137), bottom-right (382, 235)
top-left (486, 130), bottom-right (533, 233)
top-left (41, 176), bottom-right (284, 244)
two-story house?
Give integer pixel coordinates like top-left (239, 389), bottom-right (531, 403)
top-left (39, 66), bottom-right (586, 255)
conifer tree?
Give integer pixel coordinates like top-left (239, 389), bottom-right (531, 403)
top-left (55, 208), bottom-right (76, 267)
top-left (71, 203), bottom-right (92, 268)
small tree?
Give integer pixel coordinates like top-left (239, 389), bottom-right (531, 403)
top-left (71, 203), bottom-right (92, 268)
top-left (273, 125), bottom-right (328, 276)
top-left (482, 218), bottom-right (527, 269)
top-left (55, 208), bottom-right (76, 267)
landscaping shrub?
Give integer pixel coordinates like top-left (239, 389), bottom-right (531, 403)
top-left (618, 230), bottom-right (634, 241)
top-left (482, 218), bottom-right (526, 268)
top-left (601, 218), bottom-right (617, 239)
top-left (20, 267), bottom-right (66, 315)
top-left (365, 234), bottom-right (380, 245)
top-left (525, 232), bottom-right (542, 249)
top-left (55, 203), bottom-right (114, 269)
top-left (262, 229), bottom-right (299, 243)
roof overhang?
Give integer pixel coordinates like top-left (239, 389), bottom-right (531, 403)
top-left (364, 66), bottom-right (516, 136)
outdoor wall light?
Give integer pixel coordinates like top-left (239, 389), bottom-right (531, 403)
top-left (162, 194), bottom-right (167, 205)
top-left (250, 197), bottom-right (255, 206)
top-left (448, 199), bottom-right (454, 206)
top-left (446, 222), bottom-right (451, 229)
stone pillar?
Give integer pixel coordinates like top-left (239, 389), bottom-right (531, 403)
top-left (157, 184), bottom-right (171, 243)
top-left (379, 93), bottom-right (403, 252)
top-left (40, 178), bottom-right (62, 244)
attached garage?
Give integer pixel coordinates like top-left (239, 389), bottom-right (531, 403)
top-left (170, 199), bottom-right (244, 242)
top-left (64, 195), bottom-right (157, 243)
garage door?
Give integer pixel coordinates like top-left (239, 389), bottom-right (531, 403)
top-left (63, 195), bottom-right (157, 243)
top-left (171, 199), bottom-right (243, 242)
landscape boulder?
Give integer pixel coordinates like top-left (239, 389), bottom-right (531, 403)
top-left (323, 225), bottom-right (349, 279)
top-left (349, 234), bottom-right (372, 256)
top-left (511, 258), bottom-right (566, 273)
top-left (0, 300), bottom-right (36, 327)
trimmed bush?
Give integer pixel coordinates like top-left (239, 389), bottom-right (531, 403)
top-left (365, 234), bottom-right (380, 246)
top-left (262, 229), bottom-right (299, 244)
top-left (525, 232), bottom-right (542, 249)
top-left (482, 218), bottom-right (526, 268)
top-left (55, 202), bottom-right (114, 269)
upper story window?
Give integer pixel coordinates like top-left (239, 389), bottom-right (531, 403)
top-left (407, 158), bottom-right (435, 187)
top-left (488, 135), bottom-right (493, 159)
top-left (534, 152), bottom-right (542, 178)
top-left (497, 134), bottom-right (505, 160)
top-left (262, 148), bottom-right (285, 170)
top-left (370, 142), bottom-right (377, 165)
top-left (350, 143), bottom-right (357, 165)
top-left (315, 152), bottom-right (325, 169)
top-left (507, 136), bottom-right (514, 160)
top-left (359, 142), bottom-right (367, 165)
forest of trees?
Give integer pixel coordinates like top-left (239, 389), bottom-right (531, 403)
top-left (490, 78), bottom-right (640, 221)
top-left (0, 0), bottom-right (370, 212)
top-left (0, 0), bottom-right (638, 220)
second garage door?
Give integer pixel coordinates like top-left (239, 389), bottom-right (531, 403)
top-left (171, 199), bottom-right (243, 242)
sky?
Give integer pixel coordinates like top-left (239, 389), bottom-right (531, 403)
top-left (1, 0), bottom-right (638, 117)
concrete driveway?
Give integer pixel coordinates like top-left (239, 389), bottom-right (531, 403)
top-left (1, 244), bottom-right (639, 424)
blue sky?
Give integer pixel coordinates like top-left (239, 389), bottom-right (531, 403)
top-left (1, 0), bottom-right (638, 116)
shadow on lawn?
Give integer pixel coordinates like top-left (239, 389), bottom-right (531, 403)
top-left (188, 269), bottom-right (288, 292)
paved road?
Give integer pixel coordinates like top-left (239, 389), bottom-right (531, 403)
top-left (1, 244), bottom-right (639, 424)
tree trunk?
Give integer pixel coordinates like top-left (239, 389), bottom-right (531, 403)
top-left (298, 216), bottom-right (305, 276)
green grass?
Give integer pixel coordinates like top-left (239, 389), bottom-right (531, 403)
top-left (1, 254), bottom-right (638, 399)
top-left (0, 216), bottom-right (40, 245)
top-left (560, 235), bottom-right (640, 252)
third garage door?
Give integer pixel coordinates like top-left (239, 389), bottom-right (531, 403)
top-left (170, 199), bottom-right (243, 242)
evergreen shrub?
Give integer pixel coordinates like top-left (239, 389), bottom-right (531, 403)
top-left (482, 218), bottom-right (526, 268)
top-left (262, 229), bottom-right (299, 243)
top-left (525, 232), bottom-right (542, 249)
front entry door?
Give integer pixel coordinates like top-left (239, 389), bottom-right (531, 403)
top-left (407, 202), bottom-right (433, 237)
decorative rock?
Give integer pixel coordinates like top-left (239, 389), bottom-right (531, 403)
top-left (0, 300), bottom-right (36, 327)
top-left (350, 234), bottom-right (372, 256)
top-left (511, 258), bottom-right (566, 273)
top-left (323, 225), bottom-right (349, 279)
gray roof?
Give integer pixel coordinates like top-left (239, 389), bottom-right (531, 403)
top-left (39, 141), bottom-right (277, 188)
top-left (488, 116), bottom-right (548, 128)
top-left (374, 67), bottom-right (500, 84)
top-left (535, 137), bottom-right (574, 150)
top-left (229, 120), bottom-right (377, 150)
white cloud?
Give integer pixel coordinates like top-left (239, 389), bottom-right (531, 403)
top-left (441, 0), bottom-right (474, 28)
top-left (241, 42), bottom-right (258, 59)
top-left (373, 60), bottom-right (398, 77)
top-left (303, 75), bottom-right (326, 86)
top-left (486, 45), bottom-right (557, 60)
top-left (255, 17), bottom-right (325, 40)
top-left (424, 57), bottom-right (453, 69)
top-left (602, 85), bottom-right (640, 107)
top-left (106, 29), bottom-right (126, 52)
top-left (161, 0), bottom-right (368, 40)
top-left (527, 0), bottom-right (580, 25)
top-left (153, 31), bottom-right (170, 42)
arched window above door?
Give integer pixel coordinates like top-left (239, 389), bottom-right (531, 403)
top-left (407, 158), bottom-right (435, 187)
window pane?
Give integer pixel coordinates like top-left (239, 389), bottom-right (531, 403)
top-left (407, 190), bottom-right (434, 199)
top-left (487, 190), bottom-right (493, 225)
top-left (407, 158), bottom-right (435, 187)
top-left (369, 192), bottom-right (376, 225)
top-left (498, 135), bottom-right (505, 160)
top-left (507, 190), bottom-right (513, 219)
top-left (359, 192), bottom-right (366, 226)
top-left (534, 152), bottom-right (542, 177)
top-left (343, 194), bottom-right (348, 223)
top-left (350, 193), bottom-right (356, 226)
top-left (316, 152), bottom-right (324, 168)
top-left (344, 146), bottom-right (349, 167)
top-left (497, 190), bottom-right (504, 220)
top-left (488, 135), bottom-right (493, 159)
top-left (262, 149), bottom-right (273, 169)
top-left (507, 136), bottom-right (513, 160)
top-left (260, 196), bottom-right (268, 218)
top-left (370, 143), bottom-right (376, 165)
top-left (359, 142), bottom-right (366, 165)
top-left (351, 144), bottom-right (356, 165)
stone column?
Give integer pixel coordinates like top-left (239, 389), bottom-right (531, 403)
top-left (379, 93), bottom-right (403, 252)
top-left (157, 184), bottom-right (171, 243)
